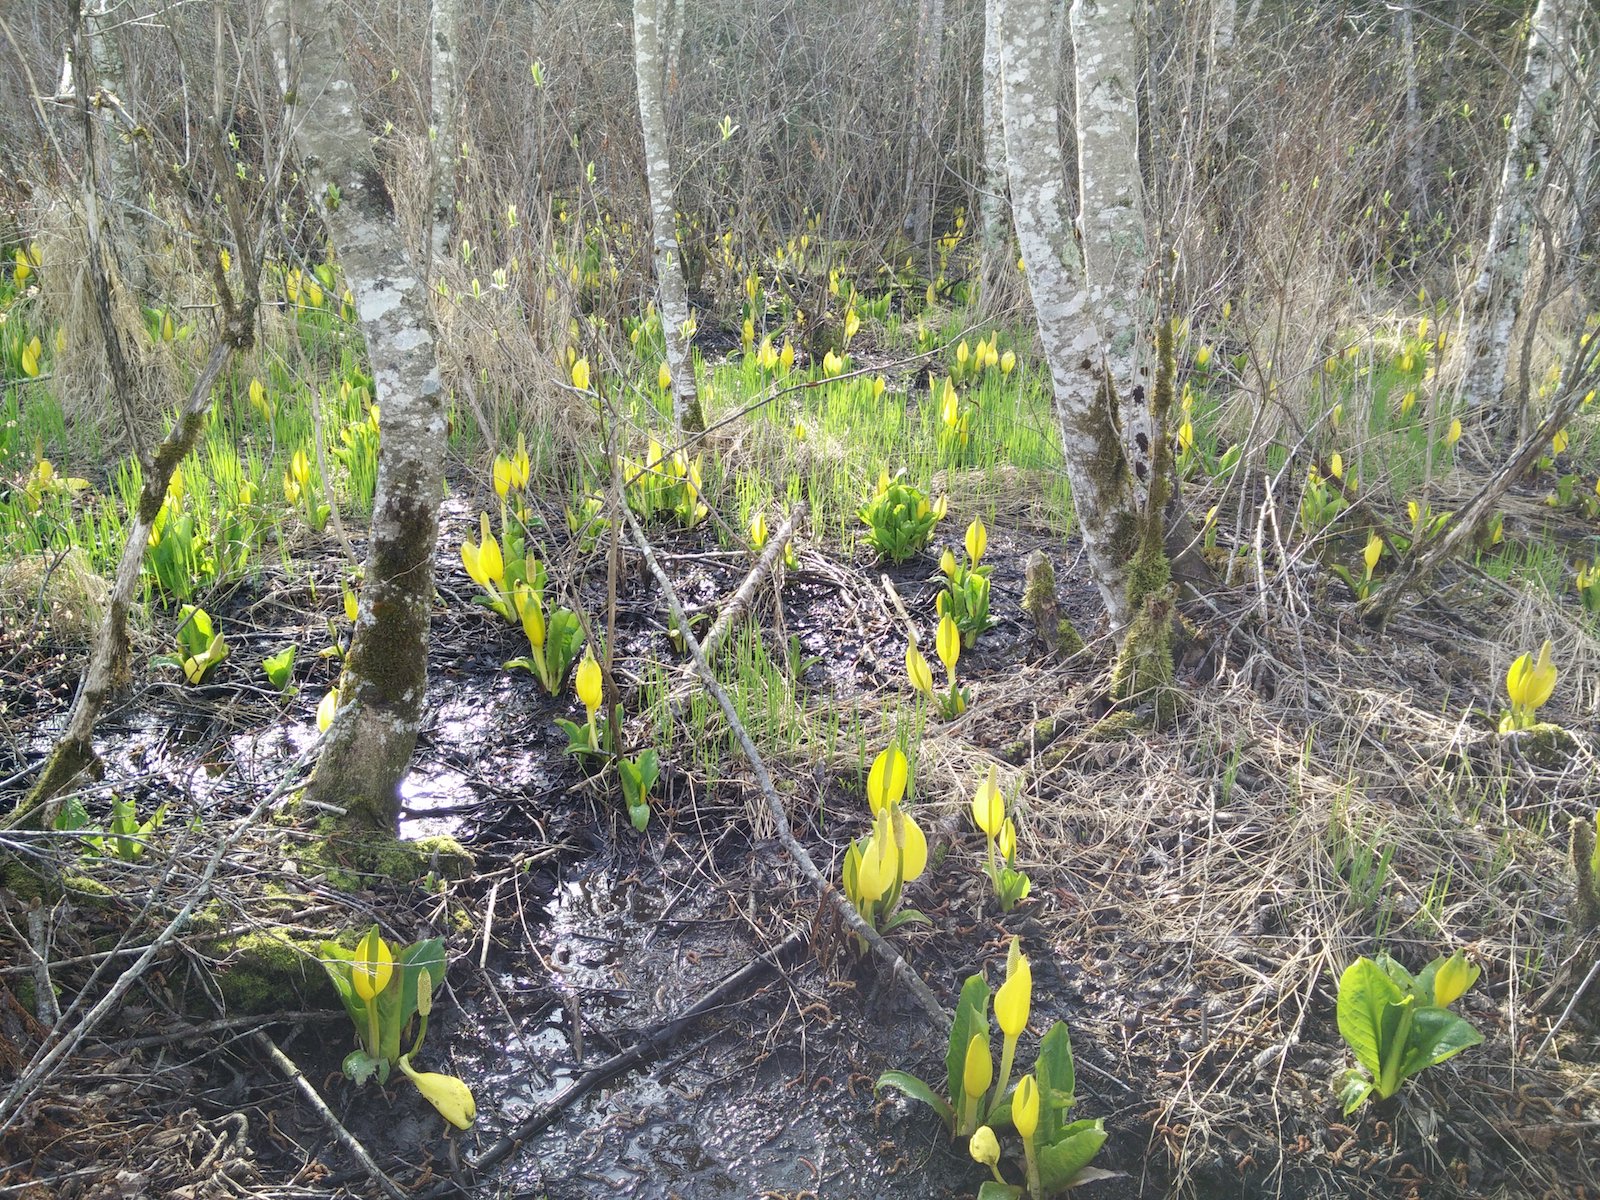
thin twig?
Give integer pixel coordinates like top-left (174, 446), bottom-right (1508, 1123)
top-left (699, 503), bottom-right (806, 662)
top-left (253, 1031), bottom-right (409, 1200)
top-left (623, 504), bottom-right (949, 1026)
top-left (465, 928), bottom-right (809, 1178)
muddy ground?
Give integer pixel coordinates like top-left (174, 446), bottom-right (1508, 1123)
top-left (2, 486), bottom-right (1596, 1200)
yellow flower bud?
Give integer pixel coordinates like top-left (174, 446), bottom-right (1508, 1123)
top-left (962, 1033), bottom-right (992, 1100)
top-left (571, 357), bottom-right (591, 391)
top-left (995, 951), bottom-right (1032, 1038)
top-left (971, 766), bottom-right (1004, 839)
top-left (906, 645), bottom-right (935, 696)
top-left (351, 927), bottom-right (393, 1001)
top-left (965, 518), bottom-right (987, 566)
top-left (969, 1125), bottom-right (1001, 1168)
top-left (937, 613), bottom-right (960, 675)
top-left (1432, 952), bottom-right (1479, 1007)
top-left (867, 745), bottom-right (909, 814)
top-left (1012, 1074), bottom-right (1039, 1139)
top-left (576, 651), bottom-right (603, 717)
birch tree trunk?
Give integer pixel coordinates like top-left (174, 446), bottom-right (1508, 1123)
top-left (269, 0), bottom-right (448, 832)
top-left (999, 0), bottom-right (1141, 630)
top-left (87, 0), bottom-right (149, 294)
top-left (633, 0), bottom-right (704, 433)
top-left (428, 0), bottom-right (458, 267)
top-left (1071, 0), bottom-right (1155, 501)
top-left (1208, 0), bottom-right (1237, 146)
top-left (1459, 0), bottom-right (1573, 415)
top-left (977, 0), bottom-right (1014, 314)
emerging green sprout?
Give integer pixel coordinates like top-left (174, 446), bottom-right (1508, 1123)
top-left (1336, 951), bottom-right (1482, 1113)
top-left (164, 605), bottom-right (228, 684)
top-left (859, 471), bottom-right (945, 562)
top-left (938, 518), bottom-right (995, 648)
top-left (1500, 640), bottom-right (1557, 732)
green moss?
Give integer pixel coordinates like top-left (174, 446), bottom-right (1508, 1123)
top-left (209, 930), bottom-right (343, 1015)
top-left (294, 828), bottom-right (474, 891)
top-left (1056, 619), bottom-right (1085, 657)
top-left (1111, 590), bottom-right (1178, 726)
top-left (1571, 816), bottom-right (1600, 931)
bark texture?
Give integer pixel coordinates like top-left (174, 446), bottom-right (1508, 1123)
top-left (977, 0), bottom-right (1014, 313)
top-left (1071, 0), bottom-right (1154, 499)
top-left (998, 0), bottom-right (1139, 630)
top-left (429, 0), bottom-right (457, 265)
top-left (1459, 0), bottom-right (1573, 414)
top-left (270, 0), bottom-right (447, 831)
top-left (87, 0), bottom-right (149, 293)
top-left (633, 0), bottom-right (705, 432)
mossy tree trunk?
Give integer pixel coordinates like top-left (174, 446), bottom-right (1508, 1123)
top-left (270, 0), bottom-right (447, 833)
top-left (633, 0), bottom-right (704, 433)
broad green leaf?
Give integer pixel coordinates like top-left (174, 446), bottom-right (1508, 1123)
top-left (976, 1183), bottom-right (1023, 1200)
top-left (318, 941), bottom-right (367, 1029)
top-left (1035, 1021), bottom-right (1078, 1144)
top-left (343, 1048), bottom-right (381, 1085)
top-left (1397, 1006), bottom-right (1483, 1080)
top-left (947, 974), bottom-right (991, 1117)
top-left (1037, 1118), bottom-right (1108, 1191)
top-left (875, 1071), bottom-right (955, 1128)
top-left (1337, 958), bottom-right (1402, 1078)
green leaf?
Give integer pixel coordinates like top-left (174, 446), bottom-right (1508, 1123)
top-left (1037, 1118), bottom-right (1108, 1191)
top-left (1035, 1021), bottom-right (1078, 1144)
top-left (1396, 1006), bottom-right (1483, 1080)
top-left (343, 1048), bottom-right (381, 1085)
top-left (628, 800), bottom-right (651, 833)
top-left (263, 645), bottom-right (297, 690)
top-left (1338, 1069), bottom-right (1376, 1115)
top-left (975, 1184), bottom-right (1023, 1200)
top-left (947, 974), bottom-right (991, 1116)
top-left (875, 1071), bottom-right (954, 1129)
top-left (1337, 958), bottom-right (1402, 1078)
top-left (317, 942), bottom-right (367, 1030)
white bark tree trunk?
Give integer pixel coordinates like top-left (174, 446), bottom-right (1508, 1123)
top-left (977, 0), bottom-right (1014, 313)
top-left (1459, 0), bottom-right (1574, 414)
top-left (1071, 0), bottom-right (1155, 501)
top-left (1397, 0), bottom-right (1427, 214)
top-left (269, 0), bottom-right (448, 833)
top-left (429, 0), bottom-right (458, 266)
top-left (1209, 0), bottom-right (1237, 144)
top-left (633, 0), bottom-right (704, 433)
top-left (999, 0), bottom-right (1140, 630)
top-left (87, 0), bottom-right (148, 293)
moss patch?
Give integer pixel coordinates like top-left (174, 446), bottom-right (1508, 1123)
top-left (1111, 590), bottom-right (1178, 726)
top-left (207, 929), bottom-right (347, 1015)
top-left (294, 829), bottom-right (474, 891)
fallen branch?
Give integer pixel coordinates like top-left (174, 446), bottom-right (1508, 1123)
top-left (623, 504), bottom-right (949, 1026)
top-left (464, 927), bottom-right (809, 1179)
top-left (699, 502), bottom-right (806, 662)
top-left (1363, 334), bottom-right (1600, 629)
top-left (254, 1031), bottom-right (409, 1200)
